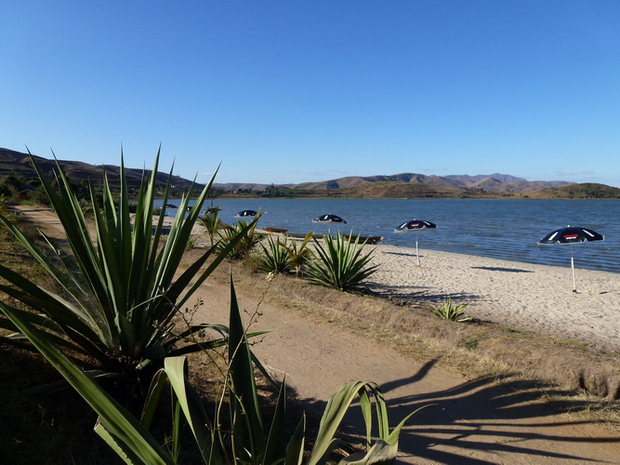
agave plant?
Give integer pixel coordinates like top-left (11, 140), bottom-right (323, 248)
top-left (258, 235), bottom-right (293, 274)
top-left (287, 231), bottom-right (313, 277)
top-left (430, 298), bottom-right (472, 322)
top-left (258, 232), bottom-right (313, 277)
top-left (217, 217), bottom-right (262, 260)
top-left (197, 204), bottom-right (223, 247)
top-left (1, 277), bottom-right (421, 465)
top-left (305, 233), bottom-right (378, 292)
top-left (0, 149), bottom-right (257, 373)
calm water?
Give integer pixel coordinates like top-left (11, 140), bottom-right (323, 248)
top-left (154, 198), bottom-right (620, 274)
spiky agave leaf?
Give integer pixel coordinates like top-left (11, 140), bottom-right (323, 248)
top-left (306, 233), bottom-right (378, 292)
top-left (0, 149), bottom-right (259, 372)
top-left (258, 235), bottom-right (292, 274)
top-left (307, 380), bottom-right (424, 465)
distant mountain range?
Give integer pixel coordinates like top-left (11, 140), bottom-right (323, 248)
top-left (277, 172), bottom-right (573, 193)
top-left (0, 147), bottom-right (608, 198)
top-left (212, 172), bottom-right (574, 193)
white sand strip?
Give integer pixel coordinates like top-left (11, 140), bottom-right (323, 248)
top-left (171, 218), bottom-right (620, 352)
top-left (367, 244), bottom-right (620, 352)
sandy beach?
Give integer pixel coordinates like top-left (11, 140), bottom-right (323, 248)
top-left (367, 244), bottom-right (620, 352)
top-left (159, 210), bottom-right (620, 353)
top-left (140, 214), bottom-right (620, 353)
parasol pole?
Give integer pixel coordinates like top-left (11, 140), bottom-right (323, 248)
top-left (415, 237), bottom-right (420, 266)
top-left (570, 243), bottom-right (577, 292)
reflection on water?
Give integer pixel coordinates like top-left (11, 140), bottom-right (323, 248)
top-left (154, 198), bottom-right (620, 273)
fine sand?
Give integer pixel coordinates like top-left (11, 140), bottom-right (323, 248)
top-left (172, 216), bottom-right (620, 352)
top-left (366, 244), bottom-right (620, 353)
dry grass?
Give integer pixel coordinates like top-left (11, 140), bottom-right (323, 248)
top-left (205, 256), bottom-right (620, 428)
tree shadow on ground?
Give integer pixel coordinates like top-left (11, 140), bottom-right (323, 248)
top-left (365, 282), bottom-right (483, 304)
top-left (304, 360), bottom-right (620, 464)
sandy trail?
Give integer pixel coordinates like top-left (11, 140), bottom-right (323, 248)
top-left (14, 205), bottom-right (620, 464)
top-left (196, 271), bottom-right (620, 465)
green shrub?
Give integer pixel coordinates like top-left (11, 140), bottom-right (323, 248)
top-left (257, 232), bottom-right (312, 276)
top-left (197, 204), bottom-right (223, 247)
top-left (305, 233), bottom-right (378, 292)
top-left (430, 298), bottom-right (472, 322)
top-left (217, 217), bottom-right (262, 260)
top-left (258, 235), bottom-right (293, 274)
top-left (287, 232), bottom-right (313, 277)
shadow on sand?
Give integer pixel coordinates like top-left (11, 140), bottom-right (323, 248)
top-left (364, 282), bottom-right (483, 304)
top-left (301, 360), bottom-right (620, 464)
top-left (471, 266), bottom-right (534, 273)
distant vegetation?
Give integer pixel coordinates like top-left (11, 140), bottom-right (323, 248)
top-left (533, 183), bottom-right (620, 199)
top-left (222, 181), bottom-right (620, 200)
top-left (3, 146), bottom-right (620, 200)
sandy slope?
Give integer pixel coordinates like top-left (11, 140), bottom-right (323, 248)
top-left (14, 205), bottom-right (620, 464)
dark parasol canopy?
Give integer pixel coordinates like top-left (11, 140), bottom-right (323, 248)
top-left (235, 210), bottom-right (257, 218)
top-left (312, 214), bottom-right (347, 224)
top-left (394, 219), bottom-right (437, 265)
top-left (538, 226), bottom-right (605, 292)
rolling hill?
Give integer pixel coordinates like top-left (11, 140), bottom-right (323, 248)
top-left (2, 146), bottom-right (619, 199)
top-left (287, 172), bottom-right (574, 193)
top-left (0, 147), bottom-right (202, 191)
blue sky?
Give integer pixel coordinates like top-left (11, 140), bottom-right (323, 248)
top-left (2, 1), bottom-right (619, 186)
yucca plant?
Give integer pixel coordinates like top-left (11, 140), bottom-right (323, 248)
top-left (0, 149), bottom-right (258, 374)
top-left (217, 217), bottom-right (262, 260)
top-left (1, 277), bottom-right (421, 465)
top-left (305, 233), bottom-right (378, 292)
top-left (430, 298), bottom-right (472, 322)
top-left (258, 235), bottom-right (293, 274)
top-left (287, 231), bottom-right (313, 277)
top-left (198, 204), bottom-right (223, 247)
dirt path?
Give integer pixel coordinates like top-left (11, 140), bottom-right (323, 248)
top-left (13, 205), bottom-right (620, 464)
top-left (197, 276), bottom-right (620, 465)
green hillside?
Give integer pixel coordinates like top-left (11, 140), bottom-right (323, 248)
top-left (531, 183), bottom-right (620, 199)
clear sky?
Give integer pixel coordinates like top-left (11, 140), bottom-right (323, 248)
top-left (2, 1), bottom-right (619, 186)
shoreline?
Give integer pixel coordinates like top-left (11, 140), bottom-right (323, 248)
top-left (162, 218), bottom-right (620, 352)
top-left (367, 243), bottom-right (620, 352)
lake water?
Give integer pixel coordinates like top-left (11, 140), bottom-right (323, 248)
top-left (154, 198), bottom-right (620, 274)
